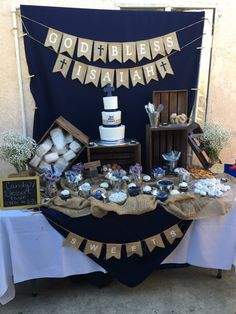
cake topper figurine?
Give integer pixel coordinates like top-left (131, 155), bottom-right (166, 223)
top-left (104, 83), bottom-right (115, 97)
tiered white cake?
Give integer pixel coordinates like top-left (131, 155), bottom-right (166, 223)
top-left (99, 95), bottom-right (125, 143)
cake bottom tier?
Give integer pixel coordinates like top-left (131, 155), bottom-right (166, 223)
top-left (99, 125), bottom-right (125, 142)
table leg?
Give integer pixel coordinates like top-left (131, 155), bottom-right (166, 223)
top-left (31, 279), bottom-right (38, 296)
top-left (216, 269), bottom-right (222, 279)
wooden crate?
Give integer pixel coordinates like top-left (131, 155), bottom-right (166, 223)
top-left (153, 90), bottom-right (188, 123)
top-left (29, 116), bottom-right (89, 174)
top-left (87, 141), bottom-right (141, 171)
top-left (146, 125), bottom-right (189, 173)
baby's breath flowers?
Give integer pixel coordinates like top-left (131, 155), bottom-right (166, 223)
top-left (0, 130), bottom-right (37, 172)
top-left (200, 122), bottom-right (232, 163)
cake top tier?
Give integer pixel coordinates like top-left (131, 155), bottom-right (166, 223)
top-left (103, 83), bottom-right (118, 110)
top-left (103, 96), bottom-right (118, 110)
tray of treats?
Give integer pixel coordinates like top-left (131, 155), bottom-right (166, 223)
top-left (187, 166), bottom-right (215, 179)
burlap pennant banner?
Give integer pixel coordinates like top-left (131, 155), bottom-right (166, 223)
top-left (84, 240), bottom-right (103, 258)
top-left (77, 38), bottom-right (93, 61)
top-left (63, 232), bottom-right (84, 251)
top-left (53, 55), bottom-right (174, 87)
top-left (123, 42), bottom-right (137, 63)
top-left (106, 243), bottom-right (122, 260)
top-left (155, 56), bottom-right (174, 79)
top-left (149, 36), bottom-right (166, 59)
top-left (61, 223), bottom-right (183, 258)
top-left (93, 41), bottom-right (108, 63)
top-left (126, 241), bottom-right (143, 257)
top-left (44, 28), bottom-right (63, 52)
top-left (71, 61), bottom-right (88, 83)
top-left (136, 40), bottom-right (152, 61)
top-left (108, 43), bottom-right (122, 63)
top-left (116, 68), bottom-right (129, 88)
top-left (42, 23), bottom-right (184, 88)
top-left (145, 234), bottom-right (165, 252)
top-left (164, 224), bottom-right (183, 245)
top-left (84, 65), bottom-right (101, 87)
top-left (43, 25), bottom-right (182, 64)
top-left (143, 62), bottom-right (159, 83)
top-left (101, 68), bottom-right (115, 87)
top-left (59, 33), bottom-right (77, 57)
top-left (130, 66), bottom-right (145, 86)
top-left (52, 54), bottom-right (72, 78)
top-left (163, 32), bottom-right (180, 54)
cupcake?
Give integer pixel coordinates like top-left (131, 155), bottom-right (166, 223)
top-left (100, 182), bottom-right (109, 189)
top-left (178, 182), bottom-right (188, 192)
top-left (60, 189), bottom-right (71, 201)
top-left (143, 185), bottom-right (152, 194)
top-left (143, 175), bottom-right (151, 182)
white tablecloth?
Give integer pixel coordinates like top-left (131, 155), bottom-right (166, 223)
top-left (1, 205), bottom-right (236, 305)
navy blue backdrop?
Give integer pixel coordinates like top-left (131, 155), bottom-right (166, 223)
top-left (21, 5), bottom-right (204, 162)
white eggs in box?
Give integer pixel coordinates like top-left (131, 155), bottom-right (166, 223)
top-left (28, 116), bottom-right (89, 175)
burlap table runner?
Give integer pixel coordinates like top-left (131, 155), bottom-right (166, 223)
top-left (45, 174), bottom-right (236, 220)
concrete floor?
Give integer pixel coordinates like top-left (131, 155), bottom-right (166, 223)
top-left (1, 266), bottom-right (236, 314)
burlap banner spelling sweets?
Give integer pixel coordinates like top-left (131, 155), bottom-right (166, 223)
top-left (44, 27), bottom-right (180, 64)
top-left (63, 223), bottom-right (182, 259)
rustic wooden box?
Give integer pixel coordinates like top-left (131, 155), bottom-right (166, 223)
top-left (153, 89), bottom-right (188, 123)
top-left (87, 141), bottom-right (141, 171)
top-left (29, 116), bottom-right (89, 174)
top-left (146, 124), bottom-right (190, 173)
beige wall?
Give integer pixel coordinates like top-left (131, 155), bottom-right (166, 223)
top-left (0, 0), bottom-right (235, 176)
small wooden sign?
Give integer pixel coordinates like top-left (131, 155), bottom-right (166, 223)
top-left (0, 176), bottom-right (40, 210)
top-left (84, 160), bottom-right (101, 178)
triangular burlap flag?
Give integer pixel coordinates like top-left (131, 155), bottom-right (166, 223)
top-left (63, 232), bottom-right (84, 251)
top-left (59, 33), bottom-right (77, 57)
top-left (77, 38), bottom-right (93, 61)
top-left (44, 28), bottom-right (62, 52)
top-left (143, 62), bottom-right (158, 83)
top-left (71, 61), bottom-right (87, 83)
top-left (116, 68), bottom-right (129, 88)
top-left (163, 32), bottom-right (180, 54)
top-left (164, 224), bottom-right (183, 245)
top-left (84, 65), bottom-right (101, 87)
top-left (156, 57), bottom-right (174, 79)
top-left (145, 234), bottom-right (165, 252)
top-left (84, 240), bottom-right (103, 258)
top-left (123, 42), bottom-right (136, 63)
top-left (93, 41), bottom-right (108, 63)
top-left (52, 54), bottom-right (72, 78)
top-left (136, 40), bottom-right (151, 61)
top-left (106, 243), bottom-right (122, 260)
top-left (101, 68), bottom-right (114, 87)
top-left (126, 241), bottom-right (143, 257)
top-left (108, 43), bottom-right (122, 63)
top-left (130, 67), bottom-right (145, 87)
top-left (149, 36), bottom-right (166, 59)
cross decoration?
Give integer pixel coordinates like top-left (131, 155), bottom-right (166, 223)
top-left (60, 58), bottom-right (67, 70)
top-left (97, 44), bottom-right (104, 56)
top-left (160, 61), bottom-right (167, 72)
top-left (104, 83), bottom-right (115, 96)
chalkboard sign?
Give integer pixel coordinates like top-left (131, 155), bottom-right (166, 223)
top-left (0, 176), bottom-right (40, 209)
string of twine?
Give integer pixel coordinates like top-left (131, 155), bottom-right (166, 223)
top-left (17, 11), bottom-right (204, 42)
top-left (16, 12), bottom-right (205, 70)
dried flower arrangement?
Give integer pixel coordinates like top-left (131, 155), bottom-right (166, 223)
top-left (200, 122), bottom-right (232, 164)
top-left (0, 130), bottom-right (37, 173)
